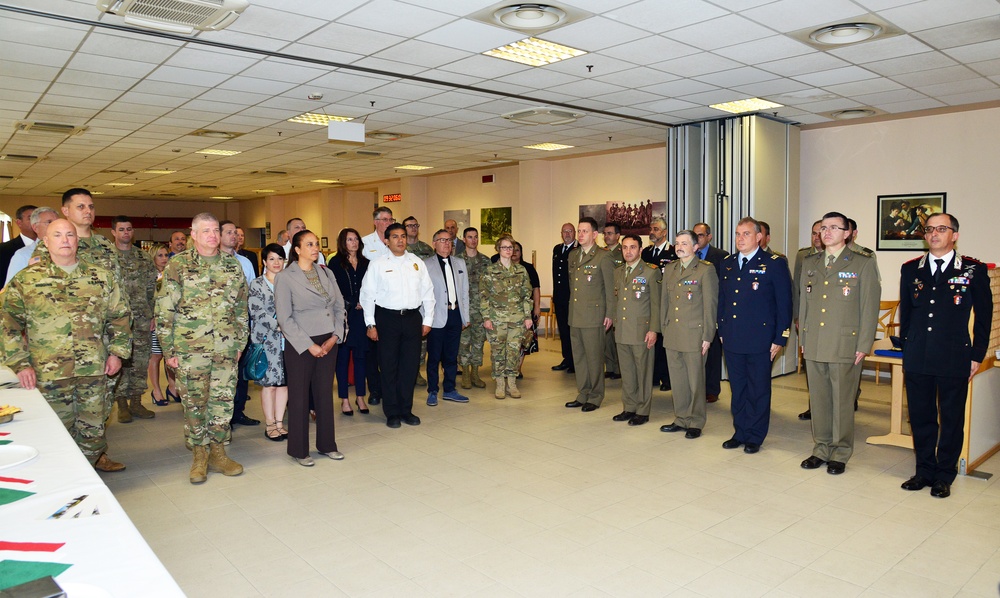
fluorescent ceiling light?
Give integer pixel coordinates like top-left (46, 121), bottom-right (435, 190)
top-left (288, 112), bottom-right (354, 126)
top-left (311, 179), bottom-right (341, 184)
top-left (91, 191), bottom-right (104, 195)
top-left (709, 98), bottom-right (783, 114)
top-left (253, 189), bottom-right (276, 193)
top-left (141, 169), bottom-right (176, 174)
top-left (196, 149), bottom-right (242, 156)
top-left (105, 182), bottom-right (134, 187)
top-left (523, 142), bottom-right (573, 151)
top-left (395, 165), bottom-right (433, 171)
top-left (210, 196), bottom-right (234, 200)
top-left (484, 37), bottom-right (586, 67)
top-left (810, 23), bottom-right (882, 45)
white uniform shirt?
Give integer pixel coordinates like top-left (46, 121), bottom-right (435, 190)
top-left (360, 251), bottom-right (436, 327)
top-left (361, 230), bottom-right (391, 262)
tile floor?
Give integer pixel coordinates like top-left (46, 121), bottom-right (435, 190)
top-left (102, 341), bottom-right (1000, 597)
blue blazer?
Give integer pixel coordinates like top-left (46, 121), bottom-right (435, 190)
top-left (717, 249), bottom-right (793, 354)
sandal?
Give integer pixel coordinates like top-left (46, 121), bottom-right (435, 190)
top-left (276, 423), bottom-right (289, 440)
top-left (341, 398), bottom-right (354, 416)
top-left (265, 421), bottom-right (282, 442)
top-left (355, 397), bottom-right (369, 414)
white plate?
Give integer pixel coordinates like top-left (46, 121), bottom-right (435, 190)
top-left (61, 583), bottom-right (113, 598)
top-left (0, 444), bottom-right (39, 470)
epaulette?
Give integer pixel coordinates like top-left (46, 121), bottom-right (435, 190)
top-left (644, 262), bottom-right (658, 269)
top-left (961, 255), bottom-right (984, 264)
top-left (770, 254), bottom-right (781, 260)
top-left (847, 245), bottom-right (874, 257)
top-left (699, 259), bottom-right (712, 266)
top-left (903, 255), bottom-right (922, 264)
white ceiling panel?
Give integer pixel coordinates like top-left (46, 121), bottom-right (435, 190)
top-left (938, 87), bottom-right (1000, 105)
top-left (601, 35), bottom-right (701, 65)
top-left (416, 18), bottom-right (522, 52)
top-left (892, 64), bottom-right (981, 86)
top-left (864, 51), bottom-right (958, 76)
top-left (879, 0), bottom-right (1000, 32)
top-left (299, 22), bottom-right (405, 56)
top-left (850, 88), bottom-right (928, 105)
top-left (664, 15), bottom-right (775, 51)
top-left (741, 0), bottom-right (868, 33)
top-left (78, 32), bottom-right (180, 64)
top-left (969, 58), bottom-right (1000, 77)
top-left (733, 78), bottom-right (814, 98)
top-left (0, 16), bottom-right (88, 50)
top-left (651, 52), bottom-right (743, 78)
top-left (546, 78), bottom-right (627, 99)
top-left (915, 77), bottom-right (998, 98)
top-left (910, 16), bottom-right (1000, 50)
top-left (0, 40), bottom-right (73, 68)
top-left (542, 17), bottom-right (650, 52)
top-left (606, 0), bottom-right (729, 34)
top-left (713, 35), bottom-right (814, 64)
top-left (793, 65), bottom-right (880, 86)
top-left (828, 34), bottom-right (936, 64)
top-left (147, 65), bottom-right (231, 87)
top-left (164, 48), bottom-right (259, 76)
top-left (68, 53), bottom-right (159, 78)
top-left (437, 54), bottom-right (527, 79)
top-left (337, 0), bottom-right (455, 38)
top-left (371, 39), bottom-right (469, 69)
top-left (822, 77), bottom-right (905, 96)
top-left (943, 39), bottom-right (1000, 64)
top-left (249, 0), bottom-right (370, 21)
top-left (874, 97), bottom-right (945, 112)
top-left (226, 5), bottom-right (327, 41)
top-left (593, 67), bottom-right (679, 89)
top-left (696, 66), bottom-right (779, 87)
top-left (640, 79), bottom-right (719, 97)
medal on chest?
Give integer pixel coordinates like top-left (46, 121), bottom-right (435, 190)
top-left (806, 283), bottom-right (812, 294)
top-left (686, 289), bottom-right (692, 300)
top-left (751, 281), bottom-right (759, 291)
top-left (842, 286), bottom-right (851, 297)
top-left (955, 295), bottom-right (962, 305)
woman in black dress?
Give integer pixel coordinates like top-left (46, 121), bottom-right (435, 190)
top-left (328, 228), bottom-right (370, 416)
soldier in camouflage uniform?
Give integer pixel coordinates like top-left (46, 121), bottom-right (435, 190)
top-left (404, 216), bottom-right (434, 385)
top-left (155, 213), bottom-right (249, 484)
top-left (481, 234), bottom-right (533, 399)
top-left (111, 215), bottom-right (158, 423)
top-left (2, 219), bottom-right (131, 472)
top-left (458, 227), bottom-right (492, 388)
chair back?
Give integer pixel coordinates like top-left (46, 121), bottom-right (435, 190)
top-left (877, 300), bottom-right (899, 338)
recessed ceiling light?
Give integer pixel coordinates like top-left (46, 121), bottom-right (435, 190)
top-left (253, 189), bottom-right (276, 193)
top-left (367, 131), bottom-right (405, 141)
top-left (395, 165), bottom-right (433, 171)
top-left (196, 149), bottom-right (242, 156)
top-left (141, 169), bottom-right (176, 174)
top-left (288, 112), bottom-right (354, 126)
top-left (311, 179), bottom-right (341, 184)
top-left (210, 196), bottom-right (234, 200)
top-left (105, 182), bottom-right (134, 187)
top-left (810, 23), bottom-right (882, 45)
top-left (189, 129), bottom-right (242, 139)
top-left (523, 142), bottom-right (573, 151)
top-left (832, 109), bottom-right (878, 120)
top-left (495, 4), bottom-right (565, 29)
top-left (484, 37), bottom-right (586, 67)
top-left (709, 98), bottom-right (783, 114)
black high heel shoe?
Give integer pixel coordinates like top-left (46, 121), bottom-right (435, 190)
top-left (341, 398), bottom-right (354, 416)
top-left (355, 398), bottom-right (370, 414)
top-left (166, 388), bottom-right (181, 403)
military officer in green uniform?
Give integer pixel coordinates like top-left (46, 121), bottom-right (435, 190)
top-left (155, 212), bottom-right (249, 484)
top-left (111, 215), bottom-right (158, 423)
top-left (2, 219), bottom-right (131, 472)
top-left (658, 231), bottom-right (719, 438)
top-left (610, 234), bottom-right (660, 426)
top-left (602, 222), bottom-right (624, 380)
top-left (564, 217), bottom-right (616, 412)
top-left (794, 220), bottom-right (823, 420)
top-left (798, 212), bottom-right (880, 475)
top-left (458, 227), bottom-right (492, 389)
top-left (404, 216), bottom-right (434, 258)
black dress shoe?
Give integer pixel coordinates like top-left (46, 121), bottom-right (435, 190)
top-left (743, 442), bottom-right (760, 454)
top-left (659, 383), bottom-right (670, 391)
top-left (566, 367), bottom-right (575, 374)
top-left (901, 475), bottom-right (932, 491)
top-left (628, 415), bottom-right (648, 426)
top-left (826, 461), bottom-right (846, 475)
top-left (565, 400), bottom-right (584, 408)
top-left (368, 396), bottom-right (382, 405)
top-left (581, 403), bottom-right (598, 412)
top-left (706, 394), bottom-right (718, 403)
top-left (386, 417), bottom-right (401, 429)
top-left (604, 372), bottom-right (621, 379)
top-left (612, 411), bottom-right (636, 422)
top-left (552, 362), bottom-right (570, 371)
top-left (231, 413), bottom-right (260, 426)
top-left (930, 481), bottom-right (951, 498)
top-left (660, 422), bottom-right (685, 433)
top-left (722, 437), bottom-right (742, 449)
top-left (402, 414), bottom-right (421, 426)
top-left (684, 428), bottom-right (701, 439)
top-left (798, 409), bottom-right (811, 420)
top-left (801, 456), bottom-right (825, 469)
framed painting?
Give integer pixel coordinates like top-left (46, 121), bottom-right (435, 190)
top-left (876, 192), bottom-right (946, 251)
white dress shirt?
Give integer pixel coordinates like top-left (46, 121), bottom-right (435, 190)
top-left (361, 230), bottom-right (391, 262)
top-left (360, 251), bottom-right (435, 327)
top-left (4, 238), bottom-right (38, 286)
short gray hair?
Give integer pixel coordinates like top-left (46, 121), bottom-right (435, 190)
top-left (29, 206), bottom-right (57, 226)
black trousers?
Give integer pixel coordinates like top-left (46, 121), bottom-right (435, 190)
top-left (705, 332), bottom-right (722, 396)
top-left (554, 295), bottom-right (573, 362)
top-left (905, 371), bottom-right (969, 484)
top-left (426, 307), bottom-right (462, 393)
top-left (376, 306), bottom-right (422, 418)
top-left (652, 335), bottom-right (671, 388)
top-left (233, 338), bottom-right (251, 418)
top-left (284, 334), bottom-right (337, 459)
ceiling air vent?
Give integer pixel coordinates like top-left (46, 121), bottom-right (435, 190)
top-left (248, 170), bottom-right (288, 176)
top-left (14, 121), bottom-right (88, 136)
top-left (332, 150), bottom-right (382, 159)
top-left (0, 154), bottom-right (41, 162)
top-left (501, 107), bottom-right (584, 125)
top-left (96, 0), bottom-right (249, 34)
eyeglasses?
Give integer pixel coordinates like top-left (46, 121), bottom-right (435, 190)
top-left (498, 245), bottom-right (514, 250)
top-left (433, 238), bottom-right (450, 243)
top-left (819, 225), bottom-right (846, 232)
top-left (924, 225), bottom-right (955, 234)
top-left (405, 223), bottom-right (419, 228)
top-left (695, 233), bottom-right (708, 238)
top-left (376, 217), bottom-right (396, 223)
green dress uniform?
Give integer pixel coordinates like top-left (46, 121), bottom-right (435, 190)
top-left (458, 251), bottom-right (492, 368)
top-left (604, 244), bottom-right (625, 377)
top-left (612, 261), bottom-right (661, 416)
top-left (660, 258), bottom-right (719, 430)
top-left (113, 245), bottom-right (158, 420)
top-left (1, 260), bottom-right (131, 464)
top-left (480, 261), bottom-right (533, 379)
top-left (155, 250), bottom-right (249, 448)
top-left (568, 244), bottom-right (616, 407)
top-left (799, 246), bottom-right (880, 465)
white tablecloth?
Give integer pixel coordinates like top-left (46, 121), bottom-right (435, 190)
top-left (0, 368), bottom-right (183, 597)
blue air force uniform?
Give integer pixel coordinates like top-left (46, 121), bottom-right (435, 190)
top-left (717, 248), bottom-right (793, 446)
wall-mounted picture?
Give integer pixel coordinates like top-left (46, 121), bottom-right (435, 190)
top-left (443, 209), bottom-right (470, 234)
top-left (876, 192), bottom-right (946, 251)
top-left (580, 199), bottom-right (666, 235)
top-left (480, 207), bottom-right (512, 245)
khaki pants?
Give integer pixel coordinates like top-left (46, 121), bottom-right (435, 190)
top-left (666, 349), bottom-right (708, 429)
top-left (617, 343), bottom-right (653, 415)
top-left (805, 360), bottom-right (862, 463)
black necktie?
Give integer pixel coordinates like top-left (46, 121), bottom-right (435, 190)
top-left (652, 247), bottom-right (660, 261)
top-left (934, 258), bottom-right (944, 284)
top-left (741, 256), bottom-right (748, 271)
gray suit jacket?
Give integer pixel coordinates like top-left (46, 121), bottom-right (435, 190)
top-left (274, 262), bottom-right (346, 354)
top-left (423, 255), bottom-right (470, 328)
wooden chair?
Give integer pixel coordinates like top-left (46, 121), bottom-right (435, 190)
top-left (539, 294), bottom-right (555, 339)
top-left (871, 300), bottom-right (899, 384)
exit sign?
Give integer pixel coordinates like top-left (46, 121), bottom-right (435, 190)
top-left (383, 193), bottom-right (401, 202)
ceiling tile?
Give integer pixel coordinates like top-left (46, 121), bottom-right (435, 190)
top-left (758, 52), bottom-right (851, 77)
top-left (542, 17), bottom-right (650, 52)
top-left (741, 0), bottom-right (868, 33)
top-left (416, 19), bottom-right (522, 52)
top-left (148, 65), bottom-right (231, 87)
top-left (545, 79), bottom-right (627, 99)
top-left (593, 66), bottom-right (679, 88)
top-left (968, 58), bottom-right (1000, 77)
top-left (219, 77), bottom-right (300, 96)
top-left (879, 0), bottom-right (1000, 32)
top-left (664, 15), bottom-right (775, 51)
top-left (942, 39), bottom-right (1000, 64)
top-left (0, 16), bottom-right (88, 50)
top-left (850, 88), bottom-right (928, 105)
top-left (914, 77), bottom-right (997, 97)
top-left (199, 29), bottom-right (290, 52)
top-left (78, 32), bottom-right (181, 64)
top-left (494, 69), bottom-right (580, 90)
top-left (350, 56), bottom-right (427, 76)
top-left (588, 89), bottom-right (664, 107)
top-left (938, 87), bottom-right (1000, 105)
top-left (892, 64), bottom-right (981, 86)
top-left (822, 77), bottom-right (904, 96)
top-left (337, 0), bottom-right (455, 37)
top-left (605, 0), bottom-right (728, 34)
top-left (634, 98), bottom-right (701, 113)
top-left (713, 35), bottom-right (814, 64)
top-left (828, 34), bottom-right (935, 64)
top-left (164, 48), bottom-right (259, 76)
top-left (227, 5), bottom-right (328, 41)
top-left (640, 78), bottom-right (719, 97)
top-left (131, 80), bottom-right (209, 98)
top-left (873, 97), bottom-right (946, 112)
top-left (371, 39), bottom-right (470, 69)
top-left (696, 66), bottom-right (779, 87)
top-left (911, 16), bottom-right (1000, 50)
top-left (794, 66), bottom-right (880, 86)
top-left (300, 22), bottom-right (406, 55)
top-left (864, 51), bottom-right (958, 76)
top-left (437, 54), bottom-right (527, 79)
top-left (602, 35), bottom-right (700, 65)
top-left (733, 78), bottom-right (814, 98)
top-left (249, 0), bottom-right (370, 20)
top-left (0, 40), bottom-right (72, 68)
top-left (650, 52), bottom-right (741, 78)
top-left (68, 53), bottom-right (159, 78)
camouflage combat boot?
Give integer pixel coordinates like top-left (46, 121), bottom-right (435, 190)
top-left (470, 366), bottom-right (487, 388)
top-left (116, 396), bottom-right (133, 423)
top-left (94, 453), bottom-right (126, 472)
top-left (494, 377), bottom-right (506, 399)
top-left (506, 376), bottom-right (521, 398)
top-left (208, 443), bottom-right (244, 476)
top-left (461, 365), bottom-right (472, 389)
top-left (129, 396), bottom-right (155, 419)
top-left (189, 445), bottom-right (208, 484)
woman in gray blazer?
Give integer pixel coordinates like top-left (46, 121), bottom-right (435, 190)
top-left (274, 230), bottom-right (347, 466)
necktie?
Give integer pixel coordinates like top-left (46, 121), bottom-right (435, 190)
top-left (442, 258), bottom-right (457, 307)
top-left (653, 247), bottom-right (660, 261)
top-left (934, 258), bottom-right (944, 284)
top-left (826, 254), bottom-right (835, 270)
top-left (740, 256), bottom-right (747, 271)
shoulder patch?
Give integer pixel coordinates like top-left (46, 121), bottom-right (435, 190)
top-left (770, 254), bottom-right (781, 260)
